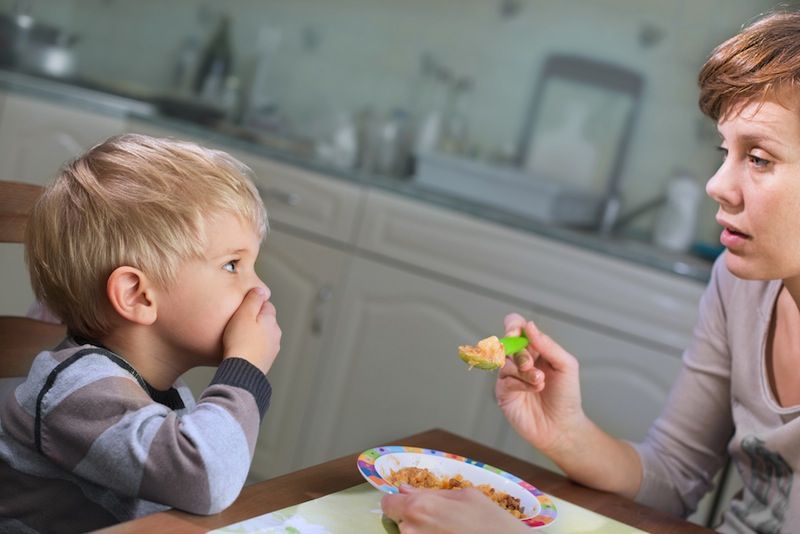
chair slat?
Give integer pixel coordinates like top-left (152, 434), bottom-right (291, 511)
top-left (0, 181), bottom-right (44, 243)
top-left (0, 181), bottom-right (62, 378)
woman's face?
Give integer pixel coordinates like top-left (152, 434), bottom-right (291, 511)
top-left (707, 99), bottom-right (800, 282)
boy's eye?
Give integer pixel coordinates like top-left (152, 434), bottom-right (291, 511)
top-left (223, 260), bottom-right (238, 273)
top-left (717, 146), bottom-right (728, 160)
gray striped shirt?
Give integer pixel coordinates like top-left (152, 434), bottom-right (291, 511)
top-left (0, 338), bottom-right (271, 532)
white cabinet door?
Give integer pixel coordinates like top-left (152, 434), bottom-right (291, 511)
top-left (251, 229), bottom-right (351, 480)
top-left (0, 92), bottom-right (125, 316)
top-left (0, 92), bottom-right (125, 186)
top-left (298, 256), bottom-right (525, 467)
top-left (181, 228), bottom-right (351, 481)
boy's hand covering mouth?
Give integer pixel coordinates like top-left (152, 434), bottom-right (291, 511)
top-left (458, 335), bottom-right (527, 371)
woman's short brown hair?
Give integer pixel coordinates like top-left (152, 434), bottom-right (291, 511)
top-left (699, 10), bottom-right (800, 121)
top-left (26, 134), bottom-right (267, 340)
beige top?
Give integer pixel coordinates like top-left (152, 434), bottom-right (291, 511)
top-left (634, 253), bottom-right (799, 533)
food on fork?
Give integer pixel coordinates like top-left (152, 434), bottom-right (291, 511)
top-left (387, 466), bottom-right (525, 518)
top-left (458, 336), bottom-right (506, 370)
top-left (458, 334), bottom-right (527, 370)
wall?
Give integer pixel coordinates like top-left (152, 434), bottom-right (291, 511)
top-left (4, 0), bottom-right (796, 244)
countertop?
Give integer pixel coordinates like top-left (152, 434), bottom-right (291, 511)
top-left (0, 68), bottom-right (714, 283)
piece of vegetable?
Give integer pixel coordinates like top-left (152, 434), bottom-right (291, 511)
top-left (458, 334), bottom-right (527, 370)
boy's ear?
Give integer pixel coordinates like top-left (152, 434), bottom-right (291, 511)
top-left (106, 266), bottom-right (158, 325)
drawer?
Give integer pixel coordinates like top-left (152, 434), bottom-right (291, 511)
top-left (126, 120), bottom-right (365, 244)
top-left (231, 151), bottom-right (365, 244)
top-left (356, 189), bottom-right (705, 353)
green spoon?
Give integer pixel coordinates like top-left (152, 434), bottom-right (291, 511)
top-left (500, 335), bottom-right (528, 355)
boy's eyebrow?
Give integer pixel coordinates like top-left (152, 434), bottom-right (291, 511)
top-left (211, 247), bottom-right (251, 259)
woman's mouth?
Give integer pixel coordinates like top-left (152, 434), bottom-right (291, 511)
top-left (720, 226), bottom-right (751, 248)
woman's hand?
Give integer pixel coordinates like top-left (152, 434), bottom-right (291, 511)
top-left (380, 485), bottom-right (530, 534)
top-left (496, 313), bottom-right (586, 456)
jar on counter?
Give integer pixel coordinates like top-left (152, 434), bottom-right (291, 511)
top-left (652, 171), bottom-right (703, 253)
top-left (374, 109), bottom-right (413, 178)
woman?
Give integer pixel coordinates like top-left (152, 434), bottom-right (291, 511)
top-left (382, 10), bottom-right (800, 533)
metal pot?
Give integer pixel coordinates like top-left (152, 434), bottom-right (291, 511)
top-left (20, 40), bottom-right (77, 78)
top-left (0, 14), bottom-right (80, 78)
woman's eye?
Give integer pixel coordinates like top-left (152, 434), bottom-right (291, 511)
top-left (223, 260), bottom-right (238, 273)
top-left (748, 154), bottom-right (770, 168)
top-left (717, 146), bottom-right (728, 161)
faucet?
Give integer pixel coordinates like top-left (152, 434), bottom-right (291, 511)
top-left (600, 194), bottom-right (666, 237)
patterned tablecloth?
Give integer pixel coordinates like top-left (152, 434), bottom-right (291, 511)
top-left (211, 483), bottom-right (646, 533)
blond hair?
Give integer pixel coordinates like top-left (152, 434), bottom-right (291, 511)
top-left (699, 10), bottom-right (800, 120)
top-left (26, 133), bottom-right (267, 339)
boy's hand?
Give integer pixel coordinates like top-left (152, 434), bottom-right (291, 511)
top-left (222, 287), bottom-right (281, 374)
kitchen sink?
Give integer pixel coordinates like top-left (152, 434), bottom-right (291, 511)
top-left (414, 150), bottom-right (605, 227)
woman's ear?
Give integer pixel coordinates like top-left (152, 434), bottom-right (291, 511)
top-left (106, 266), bottom-right (157, 325)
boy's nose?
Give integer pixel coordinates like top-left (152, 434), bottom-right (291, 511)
top-left (254, 278), bottom-right (270, 300)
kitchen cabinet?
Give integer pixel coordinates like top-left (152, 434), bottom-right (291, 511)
top-left (0, 92), bottom-right (125, 186)
top-left (0, 91), bottom-right (125, 316)
top-left (355, 190), bottom-right (703, 356)
top-left (248, 230), bottom-right (351, 480)
top-left (296, 188), bottom-right (703, 468)
top-left (348, 188), bottom-right (724, 525)
top-left (298, 254), bottom-right (529, 467)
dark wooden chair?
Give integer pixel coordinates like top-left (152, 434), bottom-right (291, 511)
top-left (0, 181), bottom-right (66, 378)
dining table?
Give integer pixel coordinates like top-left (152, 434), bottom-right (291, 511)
top-left (95, 428), bottom-right (715, 533)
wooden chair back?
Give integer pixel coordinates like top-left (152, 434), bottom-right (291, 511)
top-left (0, 181), bottom-right (66, 378)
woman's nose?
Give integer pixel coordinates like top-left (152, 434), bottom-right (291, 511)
top-left (705, 160), bottom-right (740, 208)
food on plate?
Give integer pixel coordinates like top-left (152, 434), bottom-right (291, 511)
top-left (387, 466), bottom-right (525, 518)
top-left (458, 335), bottom-right (506, 370)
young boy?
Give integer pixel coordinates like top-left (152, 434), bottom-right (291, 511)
top-left (0, 134), bottom-right (281, 532)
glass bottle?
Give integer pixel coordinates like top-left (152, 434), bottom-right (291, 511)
top-left (439, 76), bottom-right (472, 155)
top-left (194, 15), bottom-right (233, 101)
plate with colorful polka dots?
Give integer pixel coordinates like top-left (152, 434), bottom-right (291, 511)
top-left (357, 445), bottom-right (558, 528)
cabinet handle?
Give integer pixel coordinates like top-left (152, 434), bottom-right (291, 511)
top-left (310, 285), bottom-right (333, 335)
top-left (257, 185), bottom-right (301, 207)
